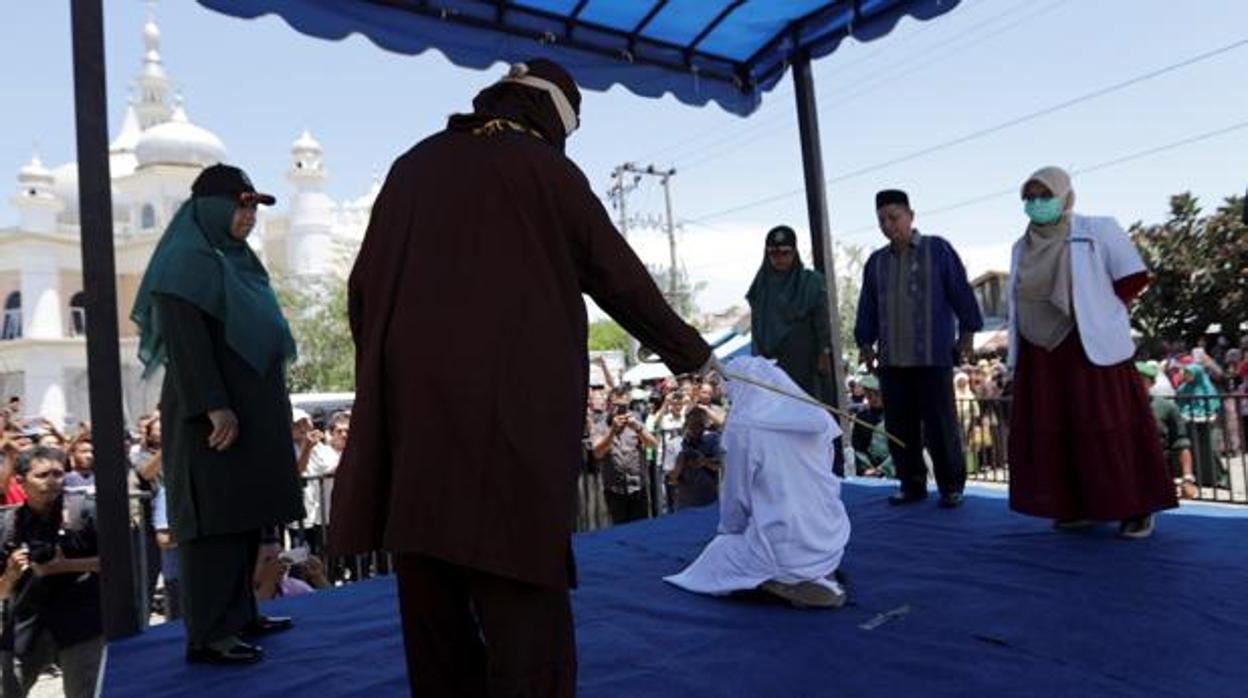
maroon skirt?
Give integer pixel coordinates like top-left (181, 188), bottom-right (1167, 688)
top-left (1008, 333), bottom-right (1177, 521)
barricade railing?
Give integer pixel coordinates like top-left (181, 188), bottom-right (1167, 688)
top-left (292, 474), bottom-right (394, 585)
top-left (959, 394), bottom-right (1248, 504)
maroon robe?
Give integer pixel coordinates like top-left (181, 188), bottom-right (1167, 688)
top-left (330, 125), bottom-right (710, 591)
top-left (1008, 272), bottom-right (1177, 520)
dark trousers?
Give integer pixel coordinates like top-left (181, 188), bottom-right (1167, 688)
top-left (603, 489), bottom-right (649, 525)
top-left (396, 554), bottom-right (576, 698)
top-left (178, 530), bottom-right (260, 647)
top-left (881, 366), bottom-right (966, 496)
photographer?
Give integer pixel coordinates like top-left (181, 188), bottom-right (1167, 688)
top-left (591, 387), bottom-right (659, 524)
top-left (0, 446), bottom-right (102, 698)
top-left (665, 407), bottom-right (723, 511)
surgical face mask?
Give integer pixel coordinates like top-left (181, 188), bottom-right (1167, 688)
top-left (1024, 197), bottom-right (1064, 225)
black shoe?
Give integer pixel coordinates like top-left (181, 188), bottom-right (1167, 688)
top-left (938, 492), bottom-right (964, 509)
top-left (888, 491), bottom-right (927, 506)
top-left (186, 640), bottom-right (264, 665)
top-left (241, 615), bottom-right (294, 638)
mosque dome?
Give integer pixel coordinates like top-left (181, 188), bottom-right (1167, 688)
top-left (49, 162), bottom-right (122, 223)
top-left (134, 102), bottom-right (226, 168)
top-left (17, 155), bottom-right (53, 188)
top-left (292, 129), bottom-right (322, 154)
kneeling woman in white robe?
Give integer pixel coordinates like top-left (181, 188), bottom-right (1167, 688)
top-left (664, 357), bottom-right (851, 608)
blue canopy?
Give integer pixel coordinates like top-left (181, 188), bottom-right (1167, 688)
top-left (196, 0), bottom-right (961, 116)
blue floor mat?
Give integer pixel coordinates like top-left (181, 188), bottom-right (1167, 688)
top-left (103, 482), bottom-right (1248, 697)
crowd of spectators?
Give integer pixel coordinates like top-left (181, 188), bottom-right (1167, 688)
top-left (843, 330), bottom-right (1248, 497)
top-left (581, 356), bottom-right (728, 530)
top-left (0, 397), bottom-right (355, 695)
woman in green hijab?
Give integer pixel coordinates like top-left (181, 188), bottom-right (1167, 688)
top-left (746, 225), bottom-right (843, 473)
top-left (1177, 362), bottom-right (1226, 488)
top-left (132, 164), bottom-right (303, 665)
top-left (746, 225), bottom-right (834, 400)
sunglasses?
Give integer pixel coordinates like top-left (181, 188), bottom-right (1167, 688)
top-left (767, 247), bottom-right (795, 257)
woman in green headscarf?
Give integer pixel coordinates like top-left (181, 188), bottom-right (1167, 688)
top-left (131, 164), bottom-right (303, 665)
top-left (1177, 362), bottom-right (1226, 488)
top-left (746, 225), bottom-right (834, 401)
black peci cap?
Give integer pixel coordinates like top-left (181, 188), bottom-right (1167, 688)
top-left (191, 164), bottom-right (276, 206)
top-left (875, 189), bottom-right (910, 210)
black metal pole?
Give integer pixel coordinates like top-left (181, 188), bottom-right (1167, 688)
top-left (793, 51), bottom-right (850, 452)
top-left (70, 0), bottom-right (140, 640)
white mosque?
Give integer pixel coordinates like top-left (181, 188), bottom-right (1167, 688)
top-left (0, 14), bottom-right (377, 427)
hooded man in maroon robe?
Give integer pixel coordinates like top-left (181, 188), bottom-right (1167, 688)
top-left (330, 58), bottom-right (714, 697)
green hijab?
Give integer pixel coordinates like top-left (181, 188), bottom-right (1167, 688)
top-left (131, 196), bottom-right (296, 378)
top-left (1176, 363), bottom-right (1220, 420)
top-left (746, 244), bottom-right (825, 356)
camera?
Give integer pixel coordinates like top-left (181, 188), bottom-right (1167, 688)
top-left (26, 540), bottom-right (57, 565)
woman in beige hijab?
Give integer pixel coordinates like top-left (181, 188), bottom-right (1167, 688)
top-left (1006, 166), bottom-right (1175, 539)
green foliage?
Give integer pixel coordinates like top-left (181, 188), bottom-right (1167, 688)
top-left (646, 263), bottom-right (705, 323)
top-left (1130, 193), bottom-right (1247, 345)
top-left (588, 319), bottom-right (630, 353)
top-left (273, 274), bottom-right (355, 393)
top-left (832, 242), bottom-right (866, 361)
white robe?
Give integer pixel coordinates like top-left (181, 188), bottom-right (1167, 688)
top-left (665, 357), bottom-right (852, 595)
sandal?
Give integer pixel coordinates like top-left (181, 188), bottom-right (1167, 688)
top-left (1180, 477), bottom-right (1198, 500)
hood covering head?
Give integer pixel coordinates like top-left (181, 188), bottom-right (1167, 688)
top-left (448, 58), bottom-right (582, 151)
top-left (723, 357), bottom-right (840, 437)
top-left (131, 183), bottom-right (296, 378)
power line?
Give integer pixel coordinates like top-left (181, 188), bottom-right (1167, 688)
top-left (830, 117), bottom-right (1248, 238)
top-left (687, 37), bottom-right (1248, 223)
top-left (825, 37), bottom-right (1248, 185)
top-left (675, 0), bottom-right (1067, 171)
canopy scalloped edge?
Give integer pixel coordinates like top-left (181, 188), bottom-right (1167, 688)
top-left (195, 0), bottom-right (962, 116)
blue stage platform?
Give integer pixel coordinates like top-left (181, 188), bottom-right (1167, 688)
top-left (103, 482), bottom-right (1248, 697)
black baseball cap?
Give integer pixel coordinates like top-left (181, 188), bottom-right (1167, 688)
top-left (765, 225), bottom-right (797, 248)
top-left (191, 164), bottom-right (276, 206)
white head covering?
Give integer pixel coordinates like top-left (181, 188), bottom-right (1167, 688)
top-left (499, 63), bottom-right (580, 135)
top-left (1016, 166), bottom-right (1076, 350)
top-left (723, 357), bottom-right (840, 438)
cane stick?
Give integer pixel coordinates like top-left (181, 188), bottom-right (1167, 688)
top-left (721, 370), bottom-right (908, 449)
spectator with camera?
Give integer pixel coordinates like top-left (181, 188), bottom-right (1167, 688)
top-left (298, 411), bottom-right (348, 563)
top-left (666, 407), bottom-right (723, 510)
top-left (0, 446), bottom-right (102, 698)
top-left (694, 380), bottom-right (727, 429)
top-left (591, 386), bottom-right (660, 524)
top-left (253, 535), bottom-right (331, 601)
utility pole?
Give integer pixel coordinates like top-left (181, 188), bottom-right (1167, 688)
top-left (607, 164), bottom-right (642, 364)
top-left (613, 163), bottom-right (681, 310)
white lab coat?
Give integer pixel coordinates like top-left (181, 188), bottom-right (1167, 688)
top-left (664, 357), bottom-right (851, 595)
top-left (1008, 214), bottom-right (1145, 370)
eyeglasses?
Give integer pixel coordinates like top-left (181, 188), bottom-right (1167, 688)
top-left (766, 247), bottom-right (795, 257)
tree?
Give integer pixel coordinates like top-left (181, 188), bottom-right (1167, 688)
top-left (645, 263), bottom-right (706, 324)
top-left (832, 242), bottom-right (866, 363)
top-left (1130, 193), bottom-right (1247, 345)
top-left (588, 319), bottom-right (630, 353)
top-left (273, 274), bottom-right (355, 393)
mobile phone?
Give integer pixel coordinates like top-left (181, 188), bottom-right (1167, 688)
top-left (279, 546), bottom-right (310, 565)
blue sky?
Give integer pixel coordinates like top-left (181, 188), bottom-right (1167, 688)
top-left (2, 1), bottom-right (1246, 314)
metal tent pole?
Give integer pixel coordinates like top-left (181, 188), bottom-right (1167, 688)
top-left (792, 50), bottom-right (850, 450)
top-left (70, 0), bottom-right (140, 639)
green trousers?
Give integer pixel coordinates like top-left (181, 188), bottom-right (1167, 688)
top-left (178, 530), bottom-right (260, 646)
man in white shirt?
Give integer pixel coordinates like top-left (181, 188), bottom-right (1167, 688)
top-left (298, 412), bottom-right (349, 560)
